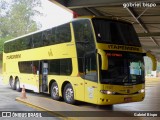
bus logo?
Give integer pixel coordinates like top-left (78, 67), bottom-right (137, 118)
top-left (6, 54), bottom-right (21, 59)
top-left (48, 49), bottom-right (53, 56)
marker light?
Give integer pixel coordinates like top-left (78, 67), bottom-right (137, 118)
top-left (100, 90), bottom-right (115, 95)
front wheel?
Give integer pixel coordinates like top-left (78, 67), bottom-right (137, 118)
top-left (51, 82), bottom-right (61, 100)
top-left (63, 83), bottom-right (75, 104)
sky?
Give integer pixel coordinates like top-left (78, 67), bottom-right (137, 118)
top-left (35, 0), bottom-right (73, 30)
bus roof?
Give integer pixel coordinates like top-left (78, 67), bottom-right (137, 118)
top-left (75, 16), bottom-right (132, 24)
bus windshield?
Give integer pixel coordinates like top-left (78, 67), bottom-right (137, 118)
top-left (92, 18), bottom-right (141, 47)
top-left (100, 51), bottom-right (145, 85)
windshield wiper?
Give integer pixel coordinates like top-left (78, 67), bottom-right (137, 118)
top-left (122, 75), bottom-right (128, 82)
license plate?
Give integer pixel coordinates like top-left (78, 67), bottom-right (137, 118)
top-left (124, 97), bottom-right (132, 102)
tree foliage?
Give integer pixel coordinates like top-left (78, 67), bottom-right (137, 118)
top-left (0, 0), bottom-right (42, 53)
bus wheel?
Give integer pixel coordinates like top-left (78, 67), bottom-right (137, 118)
top-left (63, 83), bottom-right (75, 104)
top-left (15, 79), bottom-right (21, 92)
top-left (10, 78), bottom-right (16, 90)
top-left (9, 77), bottom-right (13, 87)
top-left (51, 82), bottom-right (60, 100)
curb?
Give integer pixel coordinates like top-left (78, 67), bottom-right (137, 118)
top-left (15, 97), bottom-right (76, 120)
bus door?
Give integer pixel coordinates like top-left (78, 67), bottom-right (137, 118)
top-left (40, 61), bottom-right (48, 93)
top-left (84, 52), bottom-right (98, 104)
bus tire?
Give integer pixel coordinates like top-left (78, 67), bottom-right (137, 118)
top-left (15, 79), bottom-right (21, 92)
top-left (9, 77), bottom-right (13, 87)
top-left (10, 78), bottom-right (16, 90)
top-left (63, 83), bottom-right (75, 104)
top-left (51, 82), bottom-right (61, 100)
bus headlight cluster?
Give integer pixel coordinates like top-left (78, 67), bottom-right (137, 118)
top-left (100, 90), bottom-right (115, 95)
top-left (138, 89), bottom-right (145, 93)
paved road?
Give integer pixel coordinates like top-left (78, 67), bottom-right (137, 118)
top-left (1, 76), bottom-right (160, 120)
top-left (0, 76), bottom-right (62, 120)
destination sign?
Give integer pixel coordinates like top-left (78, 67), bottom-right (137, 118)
top-left (108, 45), bottom-right (140, 52)
top-left (106, 53), bottom-right (123, 57)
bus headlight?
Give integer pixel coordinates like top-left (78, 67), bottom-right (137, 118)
top-left (138, 89), bottom-right (145, 93)
top-left (100, 90), bottom-right (115, 95)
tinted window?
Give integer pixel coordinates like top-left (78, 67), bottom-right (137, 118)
top-left (55, 23), bottom-right (71, 43)
top-left (4, 36), bottom-right (32, 53)
top-left (5, 42), bottom-right (12, 53)
top-left (33, 32), bottom-right (43, 48)
top-left (4, 23), bottom-right (71, 53)
top-left (49, 59), bottom-right (60, 75)
top-left (60, 59), bottom-right (72, 75)
top-left (7, 40), bottom-right (18, 52)
top-left (73, 19), bottom-right (95, 52)
top-left (21, 37), bottom-right (32, 49)
top-left (93, 18), bottom-right (141, 47)
top-left (49, 58), bottom-right (72, 76)
top-left (18, 61), bottom-right (33, 73)
top-left (42, 29), bottom-right (52, 46)
top-left (50, 27), bottom-right (56, 44)
top-left (14, 39), bottom-right (21, 51)
top-left (73, 19), bottom-right (95, 76)
top-left (18, 61), bottom-right (39, 74)
top-left (4, 43), bottom-right (9, 53)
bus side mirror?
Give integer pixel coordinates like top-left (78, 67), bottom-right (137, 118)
top-left (146, 52), bottom-right (157, 71)
top-left (98, 49), bottom-right (108, 70)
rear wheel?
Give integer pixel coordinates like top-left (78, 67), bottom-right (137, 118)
top-left (63, 83), bottom-right (75, 104)
top-left (51, 82), bottom-right (61, 100)
top-left (15, 79), bottom-right (21, 92)
top-left (9, 77), bottom-right (13, 87)
top-left (10, 77), bottom-right (16, 90)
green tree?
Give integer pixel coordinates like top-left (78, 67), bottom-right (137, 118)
top-left (0, 0), bottom-right (42, 53)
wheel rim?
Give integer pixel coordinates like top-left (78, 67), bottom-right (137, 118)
top-left (65, 88), bottom-right (74, 102)
top-left (16, 81), bottom-right (20, 90)
top-left (52, 85), bottom-right (59, 98)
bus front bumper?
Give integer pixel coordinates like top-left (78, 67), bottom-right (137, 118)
top-left (97, 93), bottom-right (145, 105)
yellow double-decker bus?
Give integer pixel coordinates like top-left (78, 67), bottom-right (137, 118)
top-left (3, 16), bottom-right (145, 105)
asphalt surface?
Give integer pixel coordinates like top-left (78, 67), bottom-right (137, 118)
top-left (0, 76), bottom-right (160, 120)
top-left (0, 76), bottom-right (62, 120)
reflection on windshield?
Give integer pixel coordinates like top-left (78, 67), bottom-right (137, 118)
top-left (100, 51), bottom-right (145, 85)
top-left (92, 18), bottom-right (141, 47)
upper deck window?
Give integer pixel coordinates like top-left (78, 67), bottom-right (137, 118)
top-left (4, 23), bottom-right (71, 53)
top-left (92, 18), bottom-right (141, 47)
